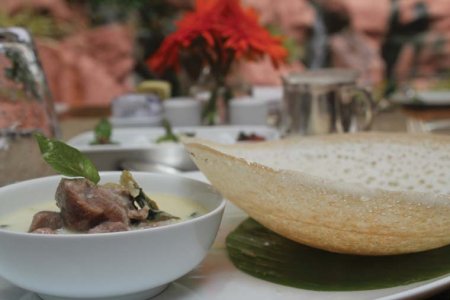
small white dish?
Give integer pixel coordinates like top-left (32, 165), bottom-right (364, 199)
top-left (0, 172), bottom-right (225, 300)
top-left (390, 90), bottom-right (450, 106)
top-left (110, 93), bottom-right (164, 127)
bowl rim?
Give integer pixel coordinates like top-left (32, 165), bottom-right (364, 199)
top-left (0, 171), bottom-right (226, 239)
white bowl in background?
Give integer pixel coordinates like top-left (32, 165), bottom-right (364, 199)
top-left (163, 97), bottom-right (202, 127)
top-left (0, 172), bottom-right (225, 300)
top-left (229, 96), bottom-right (269, 126)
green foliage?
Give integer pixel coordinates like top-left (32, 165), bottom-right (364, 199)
top-left (0, 10), bottom-right (72, 39)
top-left (430, 74), bottom-right (450, 90)
top-left (266, 24), bottom-right (303, 64)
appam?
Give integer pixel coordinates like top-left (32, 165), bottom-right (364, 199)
top-left (183, 133), bottom-right (450, 255)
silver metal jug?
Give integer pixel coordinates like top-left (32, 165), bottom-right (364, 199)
top-left (281, 69), bottom-right (374, 136)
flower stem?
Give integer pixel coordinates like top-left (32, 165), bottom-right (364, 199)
top-left (203, 81), bottom-right (221, 125)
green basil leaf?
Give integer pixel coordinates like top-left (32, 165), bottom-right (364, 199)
top-left (35, 133), bottom-right (100, 184)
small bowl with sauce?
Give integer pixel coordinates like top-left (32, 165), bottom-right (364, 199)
top-left (0, 172), bottom-right (225, 300)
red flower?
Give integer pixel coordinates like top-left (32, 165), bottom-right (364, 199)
top-left (147, 0), bottom-right (287, 76)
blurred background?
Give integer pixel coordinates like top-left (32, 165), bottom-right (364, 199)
top-left (1, 0), bottom-right (450, 109)
top-left (2, 2), bottom-right (450, 299)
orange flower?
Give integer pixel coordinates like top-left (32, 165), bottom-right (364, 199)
top-left (147, 0), bottom-right (287, 76)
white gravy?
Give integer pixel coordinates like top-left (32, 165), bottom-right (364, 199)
top-left (0, 193), bottom-right (207, 233)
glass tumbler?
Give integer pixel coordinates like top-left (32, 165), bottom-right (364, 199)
top-left (0, 27), bottom-right (59, 186)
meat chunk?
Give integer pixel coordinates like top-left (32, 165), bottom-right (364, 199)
top-left (29, 175), bottom-right (176, 234)
top-left (55, 178), bottom-right (131, 232)
top-left (28, 211), bottom-right (62, 232)
top-left (88, 221), bottom-right (129, 234)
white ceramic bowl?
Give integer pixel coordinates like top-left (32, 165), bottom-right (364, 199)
top-left (0, 172), bottom-right (225, 300)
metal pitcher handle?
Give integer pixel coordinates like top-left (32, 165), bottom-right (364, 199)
top-left (354, 87), bottom-right (375, 131)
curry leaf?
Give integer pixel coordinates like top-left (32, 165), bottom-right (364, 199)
top-left (35, 133), bottom-right (100, 184)
top-left (91, 118), bottom-right (114, 145)
top-left (156, 119), bottom-right (179, 143)
top-left (120, 170), bottom-right (179, 221)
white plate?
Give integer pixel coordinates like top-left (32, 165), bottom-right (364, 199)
top-left (390, 90), bottom-right (450, 106)
top-left (68, 125), bottom-right (279, 149)
top-left (67, 126), bottom-right (280, 171)
top-left (2, 171), bottom-right (450, 300)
